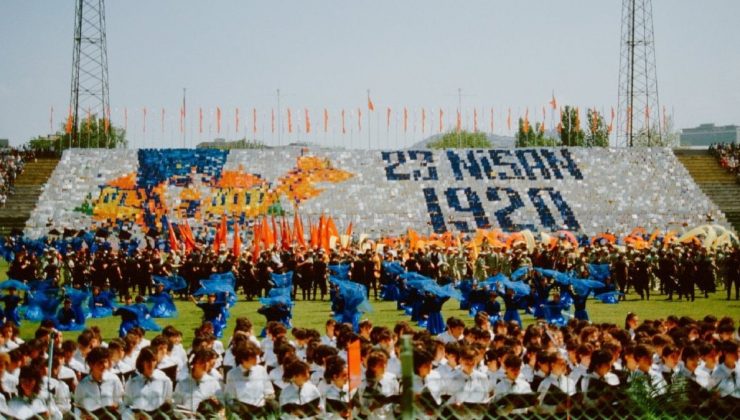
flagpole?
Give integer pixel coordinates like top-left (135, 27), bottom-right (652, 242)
top-left (182, 88), bottom-right (187, 148)
top-left (277, 89), bottom-right (281, 147)
top-left (367, 89), bottom-right (371, 150)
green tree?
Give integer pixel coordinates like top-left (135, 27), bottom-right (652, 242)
top-left (28, 115), bottom-right (127, 152)
top-left (584, 108), bottom-right (610, 147)
top-left (516, 119), bottom-right (559, 147)
top-left (631, 115), bottom-right (679, 147)
top-left (427, 130), bottom-right (491, 149)
top-left (559, 106), bottom-right (585, 147)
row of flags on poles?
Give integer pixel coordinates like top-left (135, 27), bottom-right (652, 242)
top-left (53, 95), bottom-right (669, 136)
top-left (167, 213), bottom-right (352, 262)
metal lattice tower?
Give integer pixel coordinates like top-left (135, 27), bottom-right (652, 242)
top-left (616, 0), bottom-right (661, 147)
top-left (69, 0), bottom-right (110, 147)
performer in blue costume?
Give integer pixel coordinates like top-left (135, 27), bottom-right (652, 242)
top-left (1, 286), bottom-right (22, 326)
top-left (502, 288), bottom-right (522, 327)
top-left (89, 286), bottom-right (116, 318)
top-left (190, 293), bottom-right (228, 338)
top-left (114, 295), bottom-right (161, 337)
top-left (421, 291), bottom-right (448, 335)
top-left (149, 283), bottom-right (178, 318)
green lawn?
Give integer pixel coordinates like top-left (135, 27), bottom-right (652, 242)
top-left (1, 260), bottom-right (739, 344)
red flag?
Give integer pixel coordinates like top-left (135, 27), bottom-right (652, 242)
top-left (161, 108), bottom-right (165, 133)
top-left (213, 215), bottom-right (227, 253)
top-left (421, 108), bottom-right (426, 134)
top-left (177, 225), bottom-right (193, 253)
top-left (473, 108), bottom-right (478, 132)
top-left (305, 109), bottom-right (311, 133)
top-left (439, 109), bottom-right (444, 133)
top-left (368, 96), bottom-right (375, 111)
top-left (233, 221), bottom-right (242, 256)
top-left (281, 217), bottom-right (291, 249)
top-left (199, 107), bottom-right (203, 133)
top-left (346, 222), bottom-right (353, 237)
top-left (348, 339), bottom-right (362, 391)
top-left (386, 108), bottom-right (392, 130)
top-left (327, 217), bottom-right (339, 241)
top-left (168, 220), bottom-right (180, 252)
top-left (104, 106), bottom-right (111, 133)
top-left (323, 108), bottom-right (329, 133)
top-left (403, 108), bottom-right (408, 133)
top-left (309, 218), bottom-right (318, 249)
top-left (252, 219), bottom-right (262, 262)
top-left (507, 108), bottom-right (512, 131)
top-left (357, 108), bottom-right (362, 131)
top-left (287, 108), bottom-right (293, 133)
top-left (235, 108), bottom-right (240, 133)
top-left (216, 107), bottom-right (222, 134)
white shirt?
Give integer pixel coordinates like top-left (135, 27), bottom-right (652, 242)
top-left (580, 371), bottom-right (620, 392)
top-left (711, 363), bottom-right (740, 399)
top-left (413, 371), bottom-right (443, 405)
top-left (224, 365), bottom-right (275, 407)
top-left (174, 373), bottom-right (223, 413)
top-left (123, 370), bottom-right (173, 412)
top-left (6, 396), bottom-right (57, 420)
top-left (537, 373), bottom-right (577, 396)
top-left (71, 350), bottom-right (89, 374)
top-left (49, 377), bottom-right (72, 414)
top-left (433, 363), bottom-right (458, 396)
top-left (436, 330), bottom-right (461, 344)
top-left (269, 365), bottom-right (290, 389)
top-left (386, 356), bottom-right (401, 378)
top-left (320, 335), bottom-right (336, 348)
top-left (279, 381), bottom-right (322, 412)
top-left (74, 371), bottom-right (124, 413)
top-left (493, 376), bottom-right (532, 402)
top-left (1, 370), bottom-right (18, 395)
top-left (448, 369), bottom-right (490, 404)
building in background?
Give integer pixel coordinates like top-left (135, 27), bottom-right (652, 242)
top-left (680, 123), bottom-right (740, 146)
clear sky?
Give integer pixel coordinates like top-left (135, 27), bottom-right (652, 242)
top-left (1, 0), bottom-right (739, 149)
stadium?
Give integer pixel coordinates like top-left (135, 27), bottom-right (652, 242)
top-left (0, 1), bottom-right (739, 419)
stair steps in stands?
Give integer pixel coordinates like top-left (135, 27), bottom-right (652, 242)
top-left (0, 158), bottom-right (60, 237)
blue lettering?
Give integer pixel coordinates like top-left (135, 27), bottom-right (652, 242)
top-left (541, 149), bottom-right (583, 180)
top-left (446, 150), bottom-right (483, 181)
top-left (407, 150), bottom-right (439, 181)
top-left (382, 151), bottom-right (411, 181)
top-left (515, 149), bottom-right (551, 180)
top-left (423, 187), bottom-right (447, 233)
top-left (486, 187), bottom-right (535, 232)
top-left (445, 187), bottom-right (490, 232)
top-left (489, 150), bottom-right (524, 180)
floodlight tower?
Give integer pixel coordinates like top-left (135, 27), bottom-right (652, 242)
top-left (616, 0), bottom-right (661, 147)
top-left (69, 0), bottom-right (110, 148)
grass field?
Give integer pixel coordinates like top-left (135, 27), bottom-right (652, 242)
top-left (1, 261), bottom-right (739, 344)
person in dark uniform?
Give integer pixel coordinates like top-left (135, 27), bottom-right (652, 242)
top-left (363, 250), bottom-right (377, 300)
top-left (631, 255), bottom-right (650, 300)
top-left (658, 250), bottom-right (677, 300)
top-left (614, 254), bottom-right (629, 301)
top-left (313, 250), bottom-right (328, 301)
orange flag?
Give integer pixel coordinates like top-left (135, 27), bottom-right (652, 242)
top-left (327, 217), bottom-right (339, 240)
top-left (341, 110), bottom-right (346, 134)
top-left (408, 228), bottom-right (420, 249)
top-left (233, 221), bottom-right (242, 256)
top-left (305, 109), bottom-right (311, 133)
top-left (294, 212), bottom-right (306, 247)
top-left (456, 110), bottom-right (462, 132)
top-left (473, 108), bottom-right (478, 132)
top-left (368, 96), bottom-right (375, 111)
top-left (386, 108), bottom-right (392, 130)
top-left (357, 108), bottom-right (362, 131)
top-left (177, 225), bottom-right (193, 253)
top-left (271, 216), bottom-right (279, 249)
top-left (507, 108), bottom-right (512, 131)
top-left (271, 109), bottom-right (275, 133)
top-left (421, 108), bottom-right (426, 133)
top-left (216, 107), bottom-right (222, 134)
top-left (287, 108), bottom-right (293, 133)
top-left (252, 108), bottom-right (257, 134)
top-left (346, 222), bottom-right (353, 237)
top-left (213, 215), bottom-right (227, 253)
top-left (167, 220), bottom-right (179, 252)
top-left (309, 218), bottom-right (318, 249)
top-left (235, 108), bottom-right (240, 133)
top-left (65, 110), bottom-right (73, 134)
top-left (549, 92), bottom-right (557, 110)
top-left (403, 108), bottom-right (408, 133)
top-left (348, 339), bottom-right (362, 391)
top-left (490, 108), bottom-right (494, 132)
top-left (323, 108), bottom-right (329, 132)
top-left (252, 219), bottom-right (262, 262)
top-left (198, 107), bottom-right (203, 133)
top-left (439, 109), bottom-right (444, 133)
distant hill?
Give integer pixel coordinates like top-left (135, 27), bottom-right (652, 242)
top-left (409, 133), bottom-right (516, 149)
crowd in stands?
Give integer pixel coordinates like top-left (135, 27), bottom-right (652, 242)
top-left (710, 142), bottom-right (740, 181)
top-left (0, 149), bottom-right (30, 207)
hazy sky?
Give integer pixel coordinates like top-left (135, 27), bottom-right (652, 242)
top-left (1, 0), bottom-right (739, 148)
